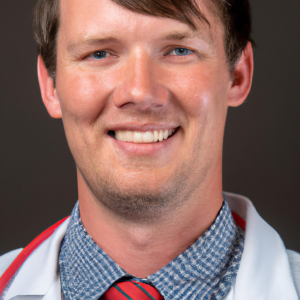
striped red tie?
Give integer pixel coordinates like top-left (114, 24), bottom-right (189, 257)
top-left (101, 280), bottom-right (164, 300)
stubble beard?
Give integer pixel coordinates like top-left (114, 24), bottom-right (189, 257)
top-left (79, 166), bottom-right (190, 223)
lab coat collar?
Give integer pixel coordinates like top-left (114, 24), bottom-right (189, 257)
top-left (3, 219), bottom-right (69, 300)
top-left (225, 192), bottom-right (298, 300)
top-left (3, 193), bottom-right (298, 300)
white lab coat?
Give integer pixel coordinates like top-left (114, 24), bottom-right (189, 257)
top-left (0, 192), bottom-right (299, 300)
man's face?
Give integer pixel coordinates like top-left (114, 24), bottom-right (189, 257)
top-left (53, 0), bottom-right (234, 217)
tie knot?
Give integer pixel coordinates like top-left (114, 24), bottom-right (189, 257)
top-left (101, 279), bottom-right (164, 300)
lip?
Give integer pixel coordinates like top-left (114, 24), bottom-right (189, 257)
top-left (108, 126), bottom-right (180, 156)
top-left (106, 123), bottom-right (179, 132)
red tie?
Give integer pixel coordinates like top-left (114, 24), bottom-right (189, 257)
top-left (101, 279), bottom-right (164, 300)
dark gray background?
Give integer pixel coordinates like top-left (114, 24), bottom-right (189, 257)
top-left (0, 0), bottom-right (299, 255)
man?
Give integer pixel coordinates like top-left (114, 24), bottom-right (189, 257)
top-left (0, 0), bottom-right (299, 299)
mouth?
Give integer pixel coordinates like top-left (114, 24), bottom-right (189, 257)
top-left (108, 128), bottom-right (178, 144)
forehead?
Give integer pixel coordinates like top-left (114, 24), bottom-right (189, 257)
top-left (59, 0), bottom-right (223, 46)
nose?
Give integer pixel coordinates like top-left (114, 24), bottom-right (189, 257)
top-left (112, 48), bottom-right (169, 110)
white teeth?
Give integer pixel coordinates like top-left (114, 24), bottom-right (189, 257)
top-left (125, 131), bottom-right (132, 142)
top-left (154, 130), bottom-right (158, 142)
top-left (143, 131), bottom-right (154, 143)
top-left (163, 130), bottom-right (169, 140)
top-left (158, 130), bottom-right (164, 142)
top-left (115, 131), bottom-right (122, 141)
top-left (134, 131), bottom-right (143, 143)
top-left (114, 129), bottom-right (176, 143)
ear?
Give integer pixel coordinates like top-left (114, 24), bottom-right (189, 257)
top-left (227, 42), bottom-right (254, 107)
top-left (37, 56), bottom-right (62, 118)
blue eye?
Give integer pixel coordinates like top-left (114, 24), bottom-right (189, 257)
top-left (92, 51), bottom-right (108, 59)
top-left (173, 48), bottom-right (193, 56)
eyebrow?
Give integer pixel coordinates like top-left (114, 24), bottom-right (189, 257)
top-left (67, 37), bottom-right (119, 53)
top-left (67, 30), bottom-right (211, 54)
top-left (163, 30), bottom-right (213, 45)
top-left (163, 31), bottom-right (204, 40)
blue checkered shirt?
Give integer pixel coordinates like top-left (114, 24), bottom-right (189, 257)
top-left (59, 198), bottom-right (244, 300)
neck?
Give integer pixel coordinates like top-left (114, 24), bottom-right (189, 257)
top-left (78, 171), bottom-right (223, 278)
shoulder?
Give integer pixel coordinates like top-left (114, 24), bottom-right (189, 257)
top-left (0, 249), bottom-right (23, 277)
top-left (288, 249), bottom-right (300, 268)
top-left (287, 249), bottom-right (300, 296)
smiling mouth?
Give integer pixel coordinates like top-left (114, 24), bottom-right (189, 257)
top-left (108, 128), bottom-right (178, 143)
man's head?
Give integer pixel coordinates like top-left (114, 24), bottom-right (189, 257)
top-left (35, 0), bottom-right (253, 221)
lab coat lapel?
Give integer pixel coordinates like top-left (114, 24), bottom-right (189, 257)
top-left (225, 192), bottom-right (298, 300)
top-left (41, 276), bottom-right (61, 300)
top-left (4, 219), bottom-right (69, 300)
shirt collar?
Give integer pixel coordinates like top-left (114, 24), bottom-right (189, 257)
top-left (148, 199), bottom-right (244, 299)
top-left (59, 197), bottom-right (244, 300)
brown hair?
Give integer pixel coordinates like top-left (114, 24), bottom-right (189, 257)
top-left (33, 0), bottom-right (253, 79)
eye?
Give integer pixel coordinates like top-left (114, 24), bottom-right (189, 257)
top-left (168, 47), bottom-right (194, 56)
top-left (90, 51), bottom-right (110, 59)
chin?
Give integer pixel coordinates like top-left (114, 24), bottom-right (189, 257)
top-left (87, 173), bottom-right (185, 222)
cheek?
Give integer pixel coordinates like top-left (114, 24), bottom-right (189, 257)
top-left (165, 63), bottom-right (227, 120)
top-left (55, 67), bottom-right (115, 124)
top-left (55, 66), bottom-right (119, 159)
